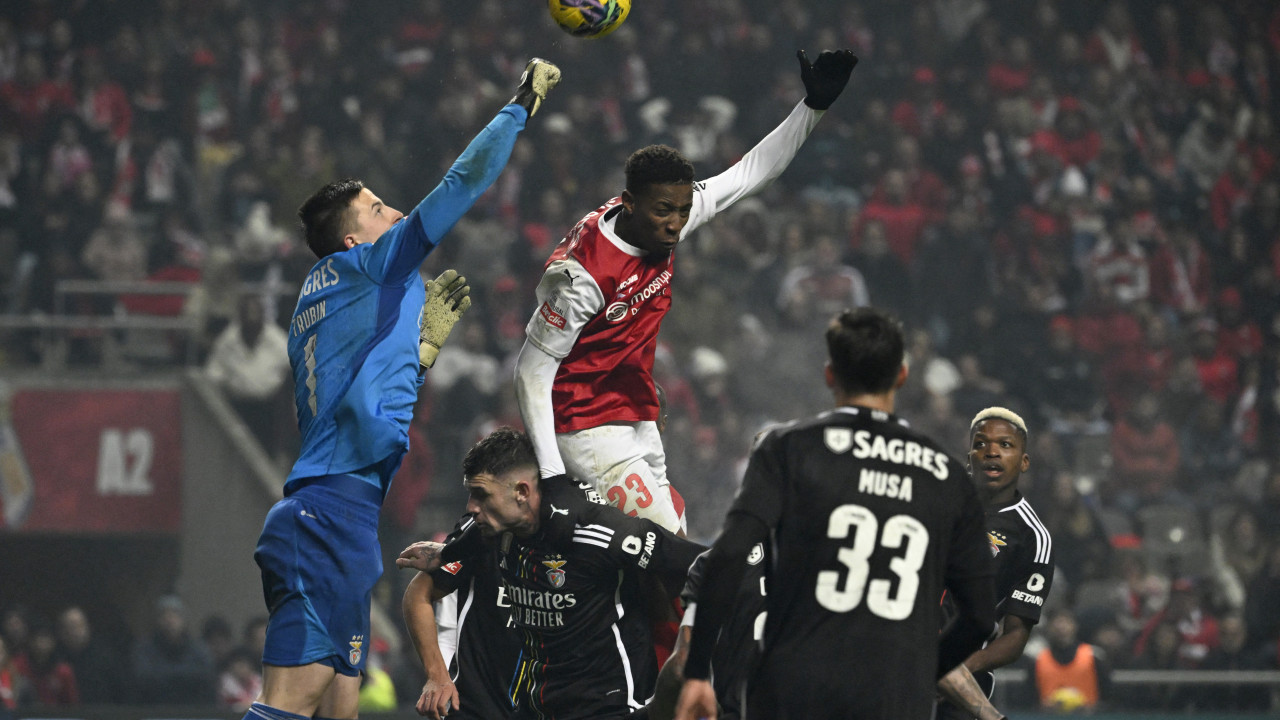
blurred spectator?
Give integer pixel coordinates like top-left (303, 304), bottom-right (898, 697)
top-left (0, 609), bottom-right (30, 678)
top-left (850, 219), bottom-right (911, 322)
top-left (853, 168), bottom-right (929, 267)
top-left (216, 647), bottom-right (262, 713)
top-left (1108, 391), bottom-right (1182, 511)
top-left (1197, 614), bottom-right (1271, 710)
top-left (1041, 471), bottom-right (1112, 587)
top-left (182, 247), bottom-right (240, 362)
top-left (1244, 544), bottom-right (1280, 653)
top-left (56, 606), bottom-right (125, 704)
top-left (1148, 221), bottom-right (1213, 321)
top-left (199, 615), bottom-right (236, 672)
top-left (131, 595), bottom-right (215, 704)
top-left (24, 623), bottom-right (76, 706)
top-left (1133, 577), bottom-right (1220, 669)
top-left (0, 634), bottom-right (32, 714)
top-left (1215, 287), bottom-right (1264, 360)
top-left (77, 50), bottom-right (131, 148)
top-left (1190, 318), bottom-right (1240, 405)
top-left (203, 294), bottom-right (290, 460)
top-left (1124, 620), bottom-right (1194, 710)
top-left (0, 51), bottom-right (74, 143)
top-left (1030, 315), bottom-right (1106, 437)
top-left (776, 234), bottom-right (869, 328)
top-left (79, 204), bottom-right (148, 286)
top-left (1186, 390), bottom-right (1247, 485)
top-left (1034, 607), bottom-right (1110, 713)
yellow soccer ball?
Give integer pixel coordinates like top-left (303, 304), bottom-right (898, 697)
top-left (548, 0), bottom-right (631, 38)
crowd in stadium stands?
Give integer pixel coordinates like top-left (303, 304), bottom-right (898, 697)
top-left (2, 0), bottom-right (1280, 712)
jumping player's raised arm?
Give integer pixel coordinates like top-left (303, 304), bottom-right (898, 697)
top-left (682, 50), bottom-right (857, 237)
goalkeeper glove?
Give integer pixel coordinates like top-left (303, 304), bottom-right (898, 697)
top-left (419, 269), bottom-right (471, 370)
top-left (510, 58), bottom-right (562, 117)
top-left (797, 49), bottom-right (858, 110)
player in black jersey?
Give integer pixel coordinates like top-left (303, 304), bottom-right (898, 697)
top-left (675, 308), bottom-right (996, 720)
top-left (936, 407), bottom-right (1054, 720)
top-left (400, 428), bottom-right (705, 720)
top-left (630, 544), bottom-right (767, 720)
top-left (403, 519), bottom-right (521, 719)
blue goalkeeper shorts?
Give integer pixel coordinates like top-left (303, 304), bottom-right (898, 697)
top-left (254, 474), bottom-right (383, 676)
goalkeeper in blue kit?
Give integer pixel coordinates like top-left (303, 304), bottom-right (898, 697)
top-left (244, 59), bottom-right (560, 720)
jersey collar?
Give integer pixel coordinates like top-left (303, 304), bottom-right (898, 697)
top-left (830, 405), bottom-right (911, 429)
top-left (599, 203), bottom-right (648, 257)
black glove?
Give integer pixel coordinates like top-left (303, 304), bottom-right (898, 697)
top-left (797, 49), bottom-right (858, 110)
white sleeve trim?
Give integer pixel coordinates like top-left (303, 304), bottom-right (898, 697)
top-left (680, 602), bottom-right (697, 629)
top-left (683, 101), bottom-right (822, 236)
top-left (515, 340), bottom-right (566, 478)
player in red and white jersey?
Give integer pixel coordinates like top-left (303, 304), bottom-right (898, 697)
top-left (515, 49), bottom-right (858, 532)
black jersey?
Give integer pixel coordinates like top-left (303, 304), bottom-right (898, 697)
top-left (681, 546), bottom-right (767, 720)
top-left (986, 492), bottom-right (1054, 623)
top-left (431, 523), bottom-right (521, 720)
top-left (441, 475), bottom-right (705, 720)
top-left (729, 406), bottom-right (992, 720)
top-left (938, 490), bottom-right (1055, 714)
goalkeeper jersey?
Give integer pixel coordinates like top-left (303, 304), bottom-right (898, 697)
top-left (523, 101), bottom-right (823, 434)
top-left (285, 105), bottom-right (528, 494)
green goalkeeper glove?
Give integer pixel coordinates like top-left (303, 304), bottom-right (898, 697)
top-left (419, 269), bottom-right (471, 370)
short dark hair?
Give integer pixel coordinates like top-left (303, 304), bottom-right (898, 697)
top-left (624, 145), bottom-right (694, 194)
top-left (463, 427), bottom-right (538, 481)
top-left (825, 308), bottom-right (905, 395)
top-left (298, 178), bottom-right (364, 258)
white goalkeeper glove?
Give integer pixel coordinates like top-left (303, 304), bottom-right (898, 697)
top-left (419, 269), bottom-right (471, 370)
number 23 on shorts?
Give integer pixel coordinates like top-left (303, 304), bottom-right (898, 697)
top-left (607, 474), bottom-right (653, 516)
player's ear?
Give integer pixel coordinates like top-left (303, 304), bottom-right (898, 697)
top-left (894, 362), bottom-right (909, 389)
top-left (342, 233), bottom-right (359, 250)
top-left (1020, 453), bottom-right (1030, 473)
top-left (620, 188), bottom-right (635, 214)
top-left (823, 362), bottom-right (836, 390)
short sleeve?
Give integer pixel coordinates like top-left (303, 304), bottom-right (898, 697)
top-left (727, 428), bottom-right (787, 529)
top-left (524, 258), bottom-right (605, 359)
top-left (1004, 529), bottom-right (1054, 624)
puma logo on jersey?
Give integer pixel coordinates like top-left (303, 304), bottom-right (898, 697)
top-left (550, 504), bottom-right (569, 517)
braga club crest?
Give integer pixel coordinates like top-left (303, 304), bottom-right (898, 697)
top-left (542, 558), bottom-right (567, 588)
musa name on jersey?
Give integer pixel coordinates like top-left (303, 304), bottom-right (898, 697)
top-left (285, 105), bottom-right (528, 494)
top-left (681, 546), bottom-right (767, 720)
top-left (440, 476), bottom-right (705, 720)
top-left (730, 406), bottom-right (992, 720)
top-left (524, 100), bottom-right (825, 434)
top-left (431, 521), bottom-right (523, 720)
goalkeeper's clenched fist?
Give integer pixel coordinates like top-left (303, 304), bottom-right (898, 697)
top-left (419, 269), bottom-right (471, 370)
top-left (797, 49), bottom-right (858, 111)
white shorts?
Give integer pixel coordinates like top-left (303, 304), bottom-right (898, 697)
top-left (557, 421), bottom-right (686, 534)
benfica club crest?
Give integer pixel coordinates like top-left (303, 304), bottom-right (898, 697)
top-left (987, 531), bottom-right (1007, 557)
top-left (348, 636), bottom-right (364, 665)
top-left (542, 559), bottom-right (567, 588)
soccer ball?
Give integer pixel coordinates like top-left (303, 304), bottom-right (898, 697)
top-left (547, 0), bottom-right (631, 38)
